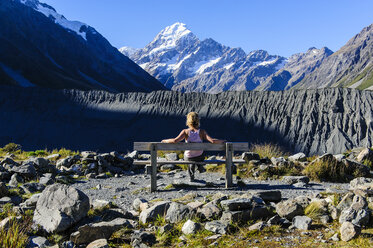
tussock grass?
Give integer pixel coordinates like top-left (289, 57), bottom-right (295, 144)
top-left (250, 143), bottom-right (288, 159)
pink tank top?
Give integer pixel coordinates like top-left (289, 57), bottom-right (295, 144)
top-left (184, 129), bottom-right (203, 158)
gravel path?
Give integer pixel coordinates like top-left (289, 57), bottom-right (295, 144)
top-left (73, 170), bottom-right (349, 209)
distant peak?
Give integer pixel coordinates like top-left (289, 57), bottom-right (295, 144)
top-left (158, 22), bottom-right (192, 39)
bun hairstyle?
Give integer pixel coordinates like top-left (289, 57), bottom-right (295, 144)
top-left (186, 112), bottom-right (200, 129)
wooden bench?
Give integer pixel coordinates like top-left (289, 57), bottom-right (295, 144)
top-left (133, 142), bottom-right (249, 192)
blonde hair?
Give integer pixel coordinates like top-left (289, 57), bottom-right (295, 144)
top-left (186, 112), bottom-right (200, 129)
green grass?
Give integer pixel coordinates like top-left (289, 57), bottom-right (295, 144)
top-left (250, 143), bottom-right (288, 159)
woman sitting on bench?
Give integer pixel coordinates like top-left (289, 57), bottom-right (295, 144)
top-left (161, 112), bottom-right (225, 181)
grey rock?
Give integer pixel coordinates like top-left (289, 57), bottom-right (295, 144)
top-left (220, 197), bottom-right (264, 211)
top-left (21, 193), bottom-right (41, 208)
top-left (248, 221), bottom-right (266, 231)
top-left (165, 153), bottom-right (178, 161)
top-left (349, 177), bottom-right (373, 189)
top-left (27, 236), bottom-right (50, 248)
top-left (220, 206), bottom-right (272, 223)
top-left (10, 163), bottom-right (37, 179)
top-left (333, 154), bottom-right (346, 161)
top-left (271, 157), bottom-right (286, 166)
top-left (276, 199), bottom-right (304, 220)
top-left (182, 219), bottom-right (201, 235)
top-left (339, 208), bottom-right (370, 226)
top-left (0, 157), bottom-right (19, 166)
top-left (356, 148), bottom-right (373, 162)
top-left (282, 176), bottom-right (310, 185)
top-left (33, 184), bottom-right (90, 233)
top-left (39, 176), bottom-right (54, 185)
top-left (159, 224), bottom-right (173, 235)
top-left (253, 190), bottom-right (282, 202)
top-left (288, 153), bottom-right (306, 162)
top-left (0, 196), bottom-right (22, 205)
top-left (0, 182), bottom-right (8, 198)
top-left (337, 192), bottom-right (354, 211)
top-left (139, 201), bottom-right (171, 223)
top-left (330, 233), bottom-right (340, 241)
top-left (165, 202), bottom-right (191, 223)
top-left (8, 173), bottom-right (24, 187)
top-left (197, 202), bottom-right (221, 220)
top-left (351, 195), bottom-right (368, 210)
top-left (46, 154), bottom-right (60, 160)
top-left (292, 216), bottom-right (312, 230)
top-left (205, 220), bottom-right (228, 234)
top-left (70, 218), bottom-right (133, 245)
top-left (131, 231), bottom-right (156, 247)
top-left (241, 152), bottom-right (260, 162)
top-left (340, 222), bottom-right (361, 242)
top-left (20, 183), bottom-right (45, 194)
top-left (27, 157), bottom-right (52, 173)
top-left (86, 239), bottom-right (108, 248)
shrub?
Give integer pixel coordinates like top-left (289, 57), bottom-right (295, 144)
top-left (1, 143), bottom-right (21, 153)
top-left (304, 201), bottom-right (328, 220)
top-left (0, 221), bottom-right (29, 248)
top-left (303, 154), bottom-right (370, 182)
top-left (250, 143), bottom-right (288, 159)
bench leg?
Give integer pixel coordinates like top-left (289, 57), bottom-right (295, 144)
top-left (150, 144), bottom-right (157, 192)
top-left (225, 143), bottom-right (233, 188)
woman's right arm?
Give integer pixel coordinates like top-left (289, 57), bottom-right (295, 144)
top-left (161, 129), bottom-right (186, 143)
top-left (201, 130), bottom-right (226, 144)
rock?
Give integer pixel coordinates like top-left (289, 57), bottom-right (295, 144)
top-left (254, 191), bottom-right (282, 202)
top-left (139, 201), bottom-right (171, 223)
top-left (220, 206), bottom-right (272, 223)
top-left (0, 182), bottom-right (8, 198)
top-left (356, 148), bottom-right (373, 162)
top-left (21, 193), bottom-right (41, 208)
top-left (159, 224), bottom-right (173, 235)
top-left (197, 202), bottom-right (221, 220)
top-left (39, 175), bottom-right (54, 185)
top-left (0, 196), bottom-right (22, 205)
top-left (160, 164), bottom-right (178, 171)
top-left (33, 184), bottom-right (90, 233)
top-left (127, 150), bottom-right (138, 159)
top-left (350, 177), bottom-right (373, 189)
top-left (165, 202), bottom-right (191, 223)
top-left (340, 222), bottom-right (361, 242)
top-left (131, 231), bottom-right (156, 247)
top-left (20, 183), bottom-right (45, 194)
top-left (8, 173), bottom-right (24, 187)
top-left (330, 233), bottom-right (340, 241)
top-left (46, 154), bottom-right (60, 160)
top-left (165, 153), bottom-right (178, 161)
top-left (288, 153), bottom-right (306, 162)
top-left (267, 215), bottom-right (282, 226)
top-left (340, 208), bottom-right (370, 226)
top-left (0, 157), bottom-right (18, 166)
top-left (86, 239), bottom-right (108, 248)
top-left (276, 199), bottom-right (304, 220)
top-left (241, 152), bottom-right (260, 162)
top-left (182, 220), bottom-right (201, 235)
top-left (56, 156), bottom-right (75, 168)
top-left (187, 201), bottom-right (204, 210)
top-left (0, 216), bottom-right (18, 229)
top-left (81, 151), bottom-right (96, 159)
top-left (220, 197), bottom-right (264, 211)
top-left (205, 220), bottom-right (228, 234)
top-left (292, 216), bottom-right (312, 230)
top-left (333, 154), bottom-right (346, 162)
top-left (27, 236), bottom-right (50, 248)
top-left (10, 163), bottom-right (37, 179)
top-left (282, 176), bottom-right (310, 185)
top-left (71, 218), bottom-right (133, 245)
top-left (248, 221), bottom-right (266, 231)
top-left (337, 192), bottom-right (354, 211)
top-left (351, 195), bottom-right (368, 210)
top-left (27, 157), bottom-right (52, 173)
top-left (270, 157), bottom-right (286, 166)
top-left (91, 199), bottom-right (111, 210)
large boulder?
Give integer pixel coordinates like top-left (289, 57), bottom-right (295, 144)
top-left (182, 220), bottom-right (201, 235)
top-left (70, 218), bottom-right (133, 245)
top-left (9, 163), bottom-right (37, 179)
top-left (33, 184), bottom-right (90, 233)
top-left (288, 153), bottom-right (306, 162)
top-left (220, 197), bottom-right (264, 211)
top-left (205, 220), bottom-right (228, 234)
top-left (340, 222), bottom-right (361, 242)
top-left (165, 202), bottom-right (191, 223)
top-left (139, 201), bottom-right (171, 224)
top-left (276, 199), bottom-right (303, 220)
top-left (281, 176), bottom-right (310, 185)
top-left (197, 202), bottom-right (221, 220)
top-left (292, 216), bottom-right (312, 230)
top-left (356, 148), bottom-right (373, 162)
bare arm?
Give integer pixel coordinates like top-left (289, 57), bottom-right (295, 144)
top-left (201, 129), bottom-right (226, 144)
top-left (161, 129), bottom-right (186, 143)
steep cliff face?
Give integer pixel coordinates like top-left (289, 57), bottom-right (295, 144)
top-left (0, 86), bottom-right (372, 155)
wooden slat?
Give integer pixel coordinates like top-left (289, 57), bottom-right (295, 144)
top-left (133, 159), bottom-right (246, 165)
top-left (150, 143), bottom-right (157, 192)
top-left (225, 143), bottom-right (233, 188)
top-left (134, 142), bottom-right (248, 151)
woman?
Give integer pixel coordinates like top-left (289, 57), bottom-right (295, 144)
top-left (162, 112), bottom-right (225, 181)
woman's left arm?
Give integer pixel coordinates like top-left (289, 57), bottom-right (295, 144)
top-left (161, 129), bottom-right (186, 143)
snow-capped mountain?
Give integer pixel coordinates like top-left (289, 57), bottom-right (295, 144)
top-left (0, 0), bottom-right (164, 92)
top-left (120, 23), bottom-right (287, 92)
top-left (257, 47), bottom-right (333, 91)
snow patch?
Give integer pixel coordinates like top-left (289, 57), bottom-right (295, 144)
top-left (119, 46), bottom-right (139, 57)
top-left (0, 63), bottom-right (35, 87)
top-left (192, 57), bottom-right (221, 74)
top-left (275, 59), bottom-right (288, 71)
top-left (257, 59), bottom-right (277, 66)
top-left (224, 63), bottom-right (235, 70)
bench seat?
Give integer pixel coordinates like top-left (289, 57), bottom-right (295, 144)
top-left (133, 159), bottom-right (246, 165)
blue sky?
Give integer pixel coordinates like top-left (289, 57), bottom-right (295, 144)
top-left (43, 0), bottom-right (373, 57)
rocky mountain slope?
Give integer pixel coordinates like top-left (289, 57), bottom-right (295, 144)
top-left (0, 0), bottom-right (165, 92)
top-left (120, 23), bottom-right (288, 93)
top-left (296, 23), bottom-right (373, 90)
top-left (1, 85), bottom-right (373, 155)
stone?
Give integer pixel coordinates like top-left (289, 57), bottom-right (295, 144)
top-left (248, 221), bottom-right (266, 231)
top-left (139, 201), bottom-right (171, 223)
top-left (27, 157), bottom-right (52, 173)
top-left (20, 183), bottom-right (45, 194)
top-left (220, 197), bottom-right (264, 211)
top-left (350, 177), bottom-right (373, 189)
top-left (276, 199), bottom-right (304, 220)
top-left (182, 220), bottom-right (201, 235)
top-left (187, 201), bottom-right (204, 210)
top-left (205, 220), bottom-right (228, 234)
top-left (133, 198), bottom-right (148, 211)
top-left (282, 176), bottom-right (310, 185)
top-left (91, 199), bottom-right (111, 209)
top-left (33, 184), bottom-right (90, 233)
top-left (0, 196), bottom-right (22, 205)
top-left (165, 153), bottom-right (178, 161)
top-left (27, 236), bottom-right (50, 248)
top-left (0, 182), bottom-right (8, 197)
top-left (10, 163), bottom-right (37, 179)
top-left (356, 148), bottom-right (373, 162)
top-left (46, 154), bottom-right (60, 160)
top-left (351, 195), bottom-right (368, 210)
top-left (270, 157), bottom-right (286, 166)
top-left (267, 215), bottom-right (282, 226)
top-left (241, 152), bottom-right (260, 162)
top-left (8, 173), bottom-right (24, 187)
top-left (159, 224), bottom-right (173, 235)
top-left (165, 202), bottom-right (191, 223)
top-left (254, 190), bottom-right (282, 202)
top-left (337, 192), bottom-right (354, 210)
top-left (70, 218), bottom-right (133, 245)
top-left (0, 157), bottom-right (19, 166)
top-left (330, 233), bottom-right (340, 241)
top-left (197, 202), bottom-right (221, 220)
top-left (160, 164), bottom-right (178, 171)
top-left (0, 216), bottom-right (17, 229)
top-left (56, 156), bottom-right (75, 168)
top-left (339, 208), bottom-right (370, 226)
top-left (292, 216), bottom-right (312, 230)
top-left (333, 154), bottom-right (346, 162)
top-left (131, 231), bottom-right (156, 246)
top-left (220, 206), bottom-right (272, 223)
top-left (39, 176), bottom-right (54, 185)
top-left (340, 222), bottom-right (361, 242)
top-left (86, 239), bottom-right (108, 248)
top-left (288, 153), bottom-right (306, 162)
top-left (21, 193), bottom-right (41, 208)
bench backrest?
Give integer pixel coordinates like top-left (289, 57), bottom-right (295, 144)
top-left (133, 142), bottom-right (249, 151)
